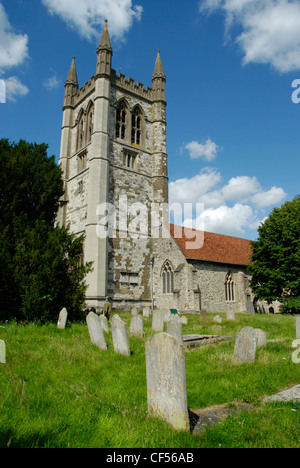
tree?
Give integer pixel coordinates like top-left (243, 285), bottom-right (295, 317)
top-left (0, 139), bottom-right (92, 322)
top-left (248, 196), bottom-right (300, 313)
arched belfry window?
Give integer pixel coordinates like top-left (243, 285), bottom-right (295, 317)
top-left (86, 103), bottom-right (94, 144)
top-left (131, 107), bottom-right (142, 145)
top-left (77, 110), bottom-right (85, 150)
top-left (162, 261), bottom-right (174, 294)
top-left (225, 272), bottom-right (235, 302)
top-left (115, 100), bottom-right (127, 140)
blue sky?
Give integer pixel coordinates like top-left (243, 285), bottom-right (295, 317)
top-left (0, 0), bottom-right (299, 240)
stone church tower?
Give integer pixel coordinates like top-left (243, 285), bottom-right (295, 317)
top-left (57, 21), bottom-right (168, 311)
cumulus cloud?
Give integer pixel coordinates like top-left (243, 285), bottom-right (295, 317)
top-left (169, 168), bottom-right (222, 205)
top-left (251, 186), bottom-right (287, 207)
top-left (185, 138), bottom-right (221, 161)
top-left (221, 175), bottom-right (260, 202)
top-left (41, 0), bottom-right (143, 41)
top-left (0, 3), bottom-right (29, 72)
top-left (5, 76), bottom-right (29, 102)
top-left (200, 0), bottom-right (300, 72)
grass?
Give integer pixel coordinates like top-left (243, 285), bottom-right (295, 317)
top-left (0, 312), bottom-right (299, 448)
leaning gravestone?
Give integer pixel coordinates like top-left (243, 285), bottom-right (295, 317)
top-left (296, 316), bottom-right (300, 339)
top-left (111, 314), bottom-right (131, 356)
top-left (232, 326), bottom-right (258, 364)
top-left (86, 312), bottom-right (107, 351)
top-left (145, 333), bottom-right (190, 432)
top-left (255, 328), bottom-right (267, 347)
top-left (152, 310), bottom-right (164, 332)
top-left (167, 318), bottom-right (183, 344)
top-left (57, 308), bottom-right (68, 329)
top-left (99, 314), bottom-right (109, 333)
top-left (0, 340), bottom-right (6, 364)
top-left (130, 315), bottom-right (144, 338)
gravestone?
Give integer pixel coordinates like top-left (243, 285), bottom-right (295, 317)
top-left (180, 316), bottom-right (188, 325)
top-left (145, 333), bottom-right (190, 432)
top-left (57, 308), bottom-right (68, 329)
top-left (152, 310), bottom-right (164, 332)
top-left (131, 308), bottom-right (138, 316)
top-left (99, 314), bottom-right (109, 333)
top-left (0, 340), bottom-right (6, 364)
top-left (130, 315), bottom-right (144, 338)
top-left (232, 326), bottom-right (258, 364)
top-left (296, 316), bottom-right (300, 339)
top-left (214, 315), bottom-right (222, 324)
top-left (111, 314), bottom-right (131, 356)
top-left (143, 307), bottom-right (151, 318)
top-left (226, 311), bottom-right (235, 321)
top-left (86, 312), bottom-right (107, 350)
top-left (167, 318), bottom-right (183, 344)
top-left (255, 328), bottom-right (267, 347)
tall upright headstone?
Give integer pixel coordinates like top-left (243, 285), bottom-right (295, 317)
top-left (130, 315), bottom-right (144, 338)
top-left (296, 316), bottom-right (300, 339)
top-left (57, 308), bottom-right (68, 329)
top-left (167, 318), bottom-right (183, 344)
top-left (0, 340), bottom-right (6, 364)
top-left (86, 312), bottom-right (107, 350)
top-left (145, 332), bottom-right (190, 432)
top-left (232, 326), bottom-right (258, 364)
top-left (111, 314), bottom-right (131, 356)
top-left (99, 314), bottom-right (109, 333)
top-left (152, 310), bottom-right (164, 332)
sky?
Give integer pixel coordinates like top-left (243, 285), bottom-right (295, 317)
top-left (0, 0), bottom-right (299, 241)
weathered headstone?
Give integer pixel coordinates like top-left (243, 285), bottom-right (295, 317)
top-left (296, 316), bottom-right (300, 339)
top-left (226, 311), bottom-right (235, 321)
top-left (214, 315), bottom-right (222, 324)
top-left (232, 326), bottom-right (258, 364)
top-left (111, 314), bottom-right (131, 356)
top-left (180, 316), bottom-right (188, 325)
top-left (145, 333), bottom-right (190, 432)
top-left (99, 314), bottom-right (109, 333)
top-left (0, 340), bottom-right (6, 364)
top-left (131, 307), bottom-right (138, 316)
top-left (255, 328), bottom-right (267, 347)
top-left (86, 312), bottom-right (107, 350)
top-left (246, 302), bottom-right (255, 314)
top-left (130, 314), bottom-right (144, 338)
top-left (57, 307), bottom-right (68, 329)
top-left (167, 319), bottom-right (183, 344)
top-left (152, 310), bottom-right (164, 332)
top-left (143, 307), bottom-right (151, 318)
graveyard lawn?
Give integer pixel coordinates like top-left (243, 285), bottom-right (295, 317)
top-left (0, 313), bottom-right (299, 448)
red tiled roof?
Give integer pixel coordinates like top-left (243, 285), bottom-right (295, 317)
top-left (169, 224), bottom-right (253, 266)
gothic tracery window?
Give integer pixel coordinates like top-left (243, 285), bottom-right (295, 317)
top-left (162, 261), bottom-right (174, 294)
top-left (225, 272), bottom-right (235, 302)
top-left (131, 107), bottom-right (142, 145)
top-left (86, 104), bottom-right (94, 144)
top-left (116, 101), bottom-right (127, 140)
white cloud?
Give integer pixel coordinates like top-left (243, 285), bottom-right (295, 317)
top-left (41, 0), bottom-right (143, 41)
top-left (251, 186), bottom-right (287, 207)
top-left (200, 0), bottom-right (300, 72)
top-left (43, 75), bottom-right (61, 91)
top-left (169, 168), bottom-right (222, 205)
top-left (221, 175), bottom-right (260, 202)
top-left (185, 138), bottom-right (221, 161)
top-left (5, 76), bottom-right (29, 102)
top-left (0, 3), bottom-right (29, 72)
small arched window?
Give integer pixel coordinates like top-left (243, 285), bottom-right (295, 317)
top-left (77, 110), bottom-right (85, 150)
top-left (116, 101), bottom-right (127, 140)
top-left (162, 261), bottom-right (174, 294)
top-left (131, 107), bottom-right (142, 145)
top-left (86, 104), bottom-right (94, 144)
top-left (225, 272), bottom-right (235, 302)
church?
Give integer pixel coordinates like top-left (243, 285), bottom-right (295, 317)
top-left (57, 21), bottom-right (278, 315)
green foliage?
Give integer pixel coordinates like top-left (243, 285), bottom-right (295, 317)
top-left (248, 196), bottom-right (300, 310)
top-left (0, 139), bottom-right (91, 322)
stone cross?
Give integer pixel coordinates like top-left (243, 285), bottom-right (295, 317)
top-left (99, 314), bottom-right (109, 333)
top-left (111, 314), bottom-right (131, 356)
top-left (86, 312), bottom-right (107, 351)
top-left (130, 315), bottom-right (144, 338)
top-left (167, 318), bottom-right (183, 344)
top-left (232, 326), bottom-right (258, 364)
top-left (0, 340), bottom-right (6, 364)
top-left (145, 332), bottom-right (190, 432)
top-left (57, 307), bottom-right (68, 329)
top-left (152, 310), bottom-right (164, 332)
top-left (296, 316), bottom-right (300, 339)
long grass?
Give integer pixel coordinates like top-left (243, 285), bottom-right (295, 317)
top-left (0, 313), bottom-right (299, 448)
